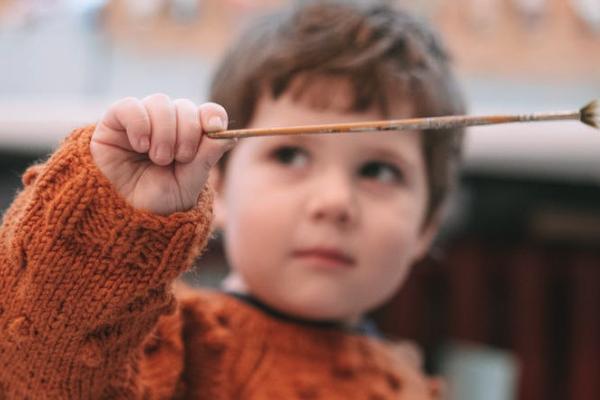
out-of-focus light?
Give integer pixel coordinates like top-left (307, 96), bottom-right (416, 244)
top-left (123, 0), bottom-right (165, 19)
top-left (169, 0), bottom-right (200, 23)
top-left (511, 0), bottom-right (546, 18)
top-left (0, 0), bottom-right (57, 29)
top-left (467, 0), bottom-right (500, 31)
top-left (225, 0), bottom-right (283, 11)
top-left (65, 0), bottom-right (108, 13)
top-left (570, 0), bottom-right (600, 31)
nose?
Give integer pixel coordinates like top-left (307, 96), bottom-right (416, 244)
top-left (305, 168), bottom-right (359, 229)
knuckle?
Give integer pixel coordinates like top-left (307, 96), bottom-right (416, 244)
top-left (175, 106), bottom-right (201, 131)
top-left (174, 98), bottom-right (195, 107)
top-left (114, 96), bottom-right (139, 110)
top-left (201, 102), bottom-right (227, 116)
top-left (144, 93), bottom-right (171, 105)
top-left (120, 96), bottom-right (139, 105)
top-left (188, 120), bottom-right (202, 133)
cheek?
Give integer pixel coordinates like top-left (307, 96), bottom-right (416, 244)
top-left (227, 179), bottom-right (298, 235)
top-left (362, 194), bottom-right (424, 260)
top-left (222, 176), bottom-right (300, 272)
top-left (355, 200), bottom-right (425, 304)
top-left (363, 219), bottom-right (416, 282)
top-left (373, 219), bottom-right (417, 259)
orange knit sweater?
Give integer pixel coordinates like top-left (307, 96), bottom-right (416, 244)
top-left (0, 126), bottom-right (441, 399)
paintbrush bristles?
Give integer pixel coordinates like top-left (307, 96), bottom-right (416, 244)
top-left (580, 100), bottom-right (599, 128)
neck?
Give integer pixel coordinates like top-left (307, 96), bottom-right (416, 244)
top-left (221, 277), bottom-right (378, 336)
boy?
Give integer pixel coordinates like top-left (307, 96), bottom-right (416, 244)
top-left (0, 1), bottom-right (465, 398)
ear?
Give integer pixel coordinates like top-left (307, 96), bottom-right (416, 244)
top-left (208, 167), bottom-right (227, 232)
top-left (413, 210), bottom-right (443, 262)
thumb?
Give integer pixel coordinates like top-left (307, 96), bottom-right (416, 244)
top-left (194, 102), bottom-right (236, 175)
top-left (181, 135), bottom-right (235, 205)
top-left (176, 103), bottom-right (236, 197)
top-left (193, 135), bottom-right (236, 175)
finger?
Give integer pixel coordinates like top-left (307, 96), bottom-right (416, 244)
top-left (173, 99), bottom-right (201, 163)
top-left (199, 102), bottom-right (229, 133)
top-left (178, 106), bottom-right (234, 196)
top-left (142, 93), bottom-right (177, 166)
top-left (100, 97), bottom-right (151, 153)
top-left (198, 102), bottom-right (235, 170)
top-left (187, 136), bottom-right (236, 190)
top-left (198, 101), bottom-right (236, 161)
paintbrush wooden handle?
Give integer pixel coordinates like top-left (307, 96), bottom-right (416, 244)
top-left (206, 107), bottom-right (591, 140)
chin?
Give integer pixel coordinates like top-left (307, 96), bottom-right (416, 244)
top-left (275, 294), bottom-right (359, 322)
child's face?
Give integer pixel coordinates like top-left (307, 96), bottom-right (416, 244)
top-left (213, 92), bottom-right (438, 322)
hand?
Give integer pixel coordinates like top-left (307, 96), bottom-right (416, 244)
top-left (90, 94), bottom-right (233, 215)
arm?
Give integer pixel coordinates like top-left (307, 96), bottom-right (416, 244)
top-left (0, 96), bottom-right (232, 398)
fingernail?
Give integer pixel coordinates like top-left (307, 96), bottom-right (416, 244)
top-left (139, 136), bottom-right (150, 152)
top-left (206, 116), bottom-right (225, 132)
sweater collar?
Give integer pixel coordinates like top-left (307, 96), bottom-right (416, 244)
top-left (225, 291), bottom-right (381, 337)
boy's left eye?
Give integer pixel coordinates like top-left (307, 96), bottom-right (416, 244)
top-left (270, 145), bottom-right (309, 168)
top-left (359, 161), bottom-right (404, 184)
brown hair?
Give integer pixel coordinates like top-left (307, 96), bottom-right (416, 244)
top-left (209, 0), bottom-right (466, 225)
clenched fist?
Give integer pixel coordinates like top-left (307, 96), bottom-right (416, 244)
top-left (90, 94), bottom-right (234, 215)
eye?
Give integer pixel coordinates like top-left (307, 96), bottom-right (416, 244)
top-left (359, 161), bottom-right (404, 184)
top-left (271, 145), bottom-right (309, 168)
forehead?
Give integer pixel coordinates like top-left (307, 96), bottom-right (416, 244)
top-left (260, 73), bottom-right (414, 120)
top-left (242, 90), bottom-right (423, 159)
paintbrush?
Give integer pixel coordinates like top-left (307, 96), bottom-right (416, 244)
top-left (207, 100), bottom-right (598, 139)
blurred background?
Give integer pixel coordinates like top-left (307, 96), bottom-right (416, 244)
top-left (0, 1), bottom-right (598, 399)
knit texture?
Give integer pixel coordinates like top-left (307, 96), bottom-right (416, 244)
top-left (0, 126), bottom-right (441, 399)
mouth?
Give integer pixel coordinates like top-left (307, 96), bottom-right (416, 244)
top-left (292, 247), bottom-right (356, 268)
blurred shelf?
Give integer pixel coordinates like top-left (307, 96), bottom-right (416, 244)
top-left (0, 96), bottom-right (108, 152)
top-left (463, 121), bottom-right (600, 183)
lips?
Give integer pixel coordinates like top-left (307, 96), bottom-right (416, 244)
top-left (292, 247), bottom-right (356, 267)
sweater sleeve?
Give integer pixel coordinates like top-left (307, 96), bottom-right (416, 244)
top-left (0, 126), bottom-right (213, 398)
